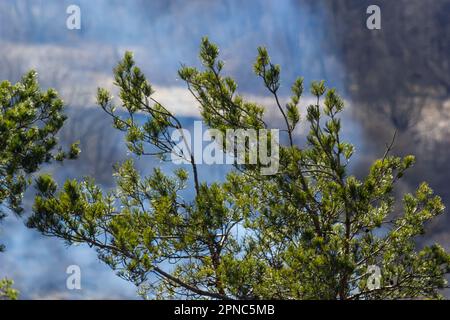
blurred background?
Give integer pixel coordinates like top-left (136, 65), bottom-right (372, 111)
top-left (0, 0), bottom-right (449, 299)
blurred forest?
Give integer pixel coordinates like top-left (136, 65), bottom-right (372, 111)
top-left (319, 0), bottom-right (450, 243)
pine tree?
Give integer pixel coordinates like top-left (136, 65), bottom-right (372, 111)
top-left (0, 71), bottom-right (79, 299)
top-left (0, 278), bottom-right (18, 300)
top-left (28, 38), bottom-right (450, 299)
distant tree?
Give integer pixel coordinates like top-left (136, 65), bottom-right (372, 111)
top-left (29, 39), bottom-right (450, 299)
top-left (0, 71), bottom-right (79, 299)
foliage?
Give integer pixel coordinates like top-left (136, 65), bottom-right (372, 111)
top-left (0, 71), bottom-right (79, 298)
top-left (28, 38), bottom-right (450, 299)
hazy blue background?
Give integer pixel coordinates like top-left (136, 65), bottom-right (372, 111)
top-left (0, 0), bottom-right (448, 299)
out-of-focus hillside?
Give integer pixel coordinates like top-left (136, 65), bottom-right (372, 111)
top-left (318, 0), bottom-right (450, 244)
